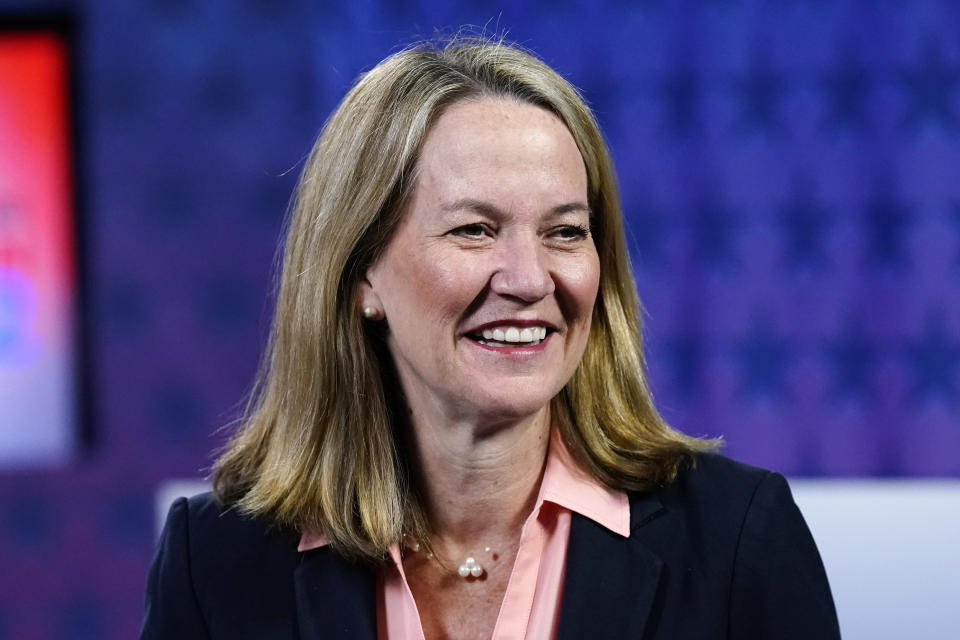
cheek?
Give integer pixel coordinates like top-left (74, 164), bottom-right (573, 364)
top-left (387, 248), bottom-right (482, 329)
top-left (558, 254), bottom-right (601, 316)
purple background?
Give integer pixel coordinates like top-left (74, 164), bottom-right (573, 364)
top-left (1, 0), bottom-right (959, 638)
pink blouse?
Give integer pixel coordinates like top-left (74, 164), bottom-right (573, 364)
top-left (298, 432), bottom-right (630, 639)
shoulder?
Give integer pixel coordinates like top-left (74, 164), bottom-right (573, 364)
top-left (173, 492), bottom-right (293, 546)
top-left (140, 493), bottom-right (299, 640)
top-left (675, 451), bottom-right (778, 496)
top-left (141, 492), bottom-right (302, 638)
top-left (625, 453), bottom-right (840, 639)
top-left (644, 452), bottom-right (785, 525)
top-left (169, 492), bottom-right (301, 585)
top-left (629, 453), bottom-right (787, 556)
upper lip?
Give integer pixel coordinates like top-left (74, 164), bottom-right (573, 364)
top-left (463, 319), bottom-right (559, 335)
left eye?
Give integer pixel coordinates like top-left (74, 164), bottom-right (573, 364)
top-left (550, 225), bottom-right (589, 240)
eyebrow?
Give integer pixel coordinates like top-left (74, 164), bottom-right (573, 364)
top-left (442, 198), bottom-right (592, 218)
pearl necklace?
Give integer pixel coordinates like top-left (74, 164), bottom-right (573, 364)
top-left (457, 547), bottom-right (494, 578)
top-left (405, 537), bottom-right (496, 580)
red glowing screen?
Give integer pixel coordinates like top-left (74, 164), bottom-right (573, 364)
top-left (0, 27), bottom-right (79, 465)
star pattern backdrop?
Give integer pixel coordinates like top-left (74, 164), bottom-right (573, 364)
top-left (0, 0), bottom-right (958, 638)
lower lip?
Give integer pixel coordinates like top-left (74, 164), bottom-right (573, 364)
top-left (466, 332), bottom-right (554, 354)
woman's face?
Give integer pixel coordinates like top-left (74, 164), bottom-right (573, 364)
top-left (363, 98), bottom-right (600, 425)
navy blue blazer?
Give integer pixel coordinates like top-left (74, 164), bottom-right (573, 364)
top-left (140, 454), bottom-right (840, 639)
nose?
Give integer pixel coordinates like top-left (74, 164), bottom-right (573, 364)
top-left (489, 234), bottom-right (555, 302)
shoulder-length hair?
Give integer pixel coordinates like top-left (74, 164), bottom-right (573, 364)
top-left (213, 36), bottom-right (716, 561)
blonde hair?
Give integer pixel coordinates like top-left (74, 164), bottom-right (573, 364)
top-left (213, 36), bottom-right (716, 561)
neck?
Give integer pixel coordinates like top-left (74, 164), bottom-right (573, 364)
top-left (405, 403), bottom-right (551, 558)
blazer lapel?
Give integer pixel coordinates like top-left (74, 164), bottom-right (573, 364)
top-left (557, 492), bottom-right (665, 640)
top-left (294, 547), bottom-right (377, 640)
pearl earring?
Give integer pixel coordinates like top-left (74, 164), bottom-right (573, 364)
top-left (362, 306), bottom-right (382, 320)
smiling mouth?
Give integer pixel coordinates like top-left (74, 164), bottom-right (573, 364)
top-left (466, 326), bottom-right (552, 348)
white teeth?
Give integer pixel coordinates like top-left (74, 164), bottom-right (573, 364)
top-left (474, 325), bottom-right (549, 345)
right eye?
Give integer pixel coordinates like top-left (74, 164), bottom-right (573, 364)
top-left (450, 223), bottom-right (489, 240)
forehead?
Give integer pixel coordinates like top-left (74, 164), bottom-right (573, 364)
top-left (412, 97), bottom-right (588, 208)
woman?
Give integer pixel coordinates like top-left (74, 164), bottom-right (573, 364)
top-left (141, 37), bottom-right (839, 639)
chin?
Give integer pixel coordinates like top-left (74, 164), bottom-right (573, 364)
top-left (463, 389), bottom-right (556, 424)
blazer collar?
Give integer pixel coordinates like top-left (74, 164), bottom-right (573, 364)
top-left (293, 491), bottom-right (665, 640)
top-left (556, 490), bottom-right (666, 640)
top-left (294, 546), bottom-right (378, 640)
